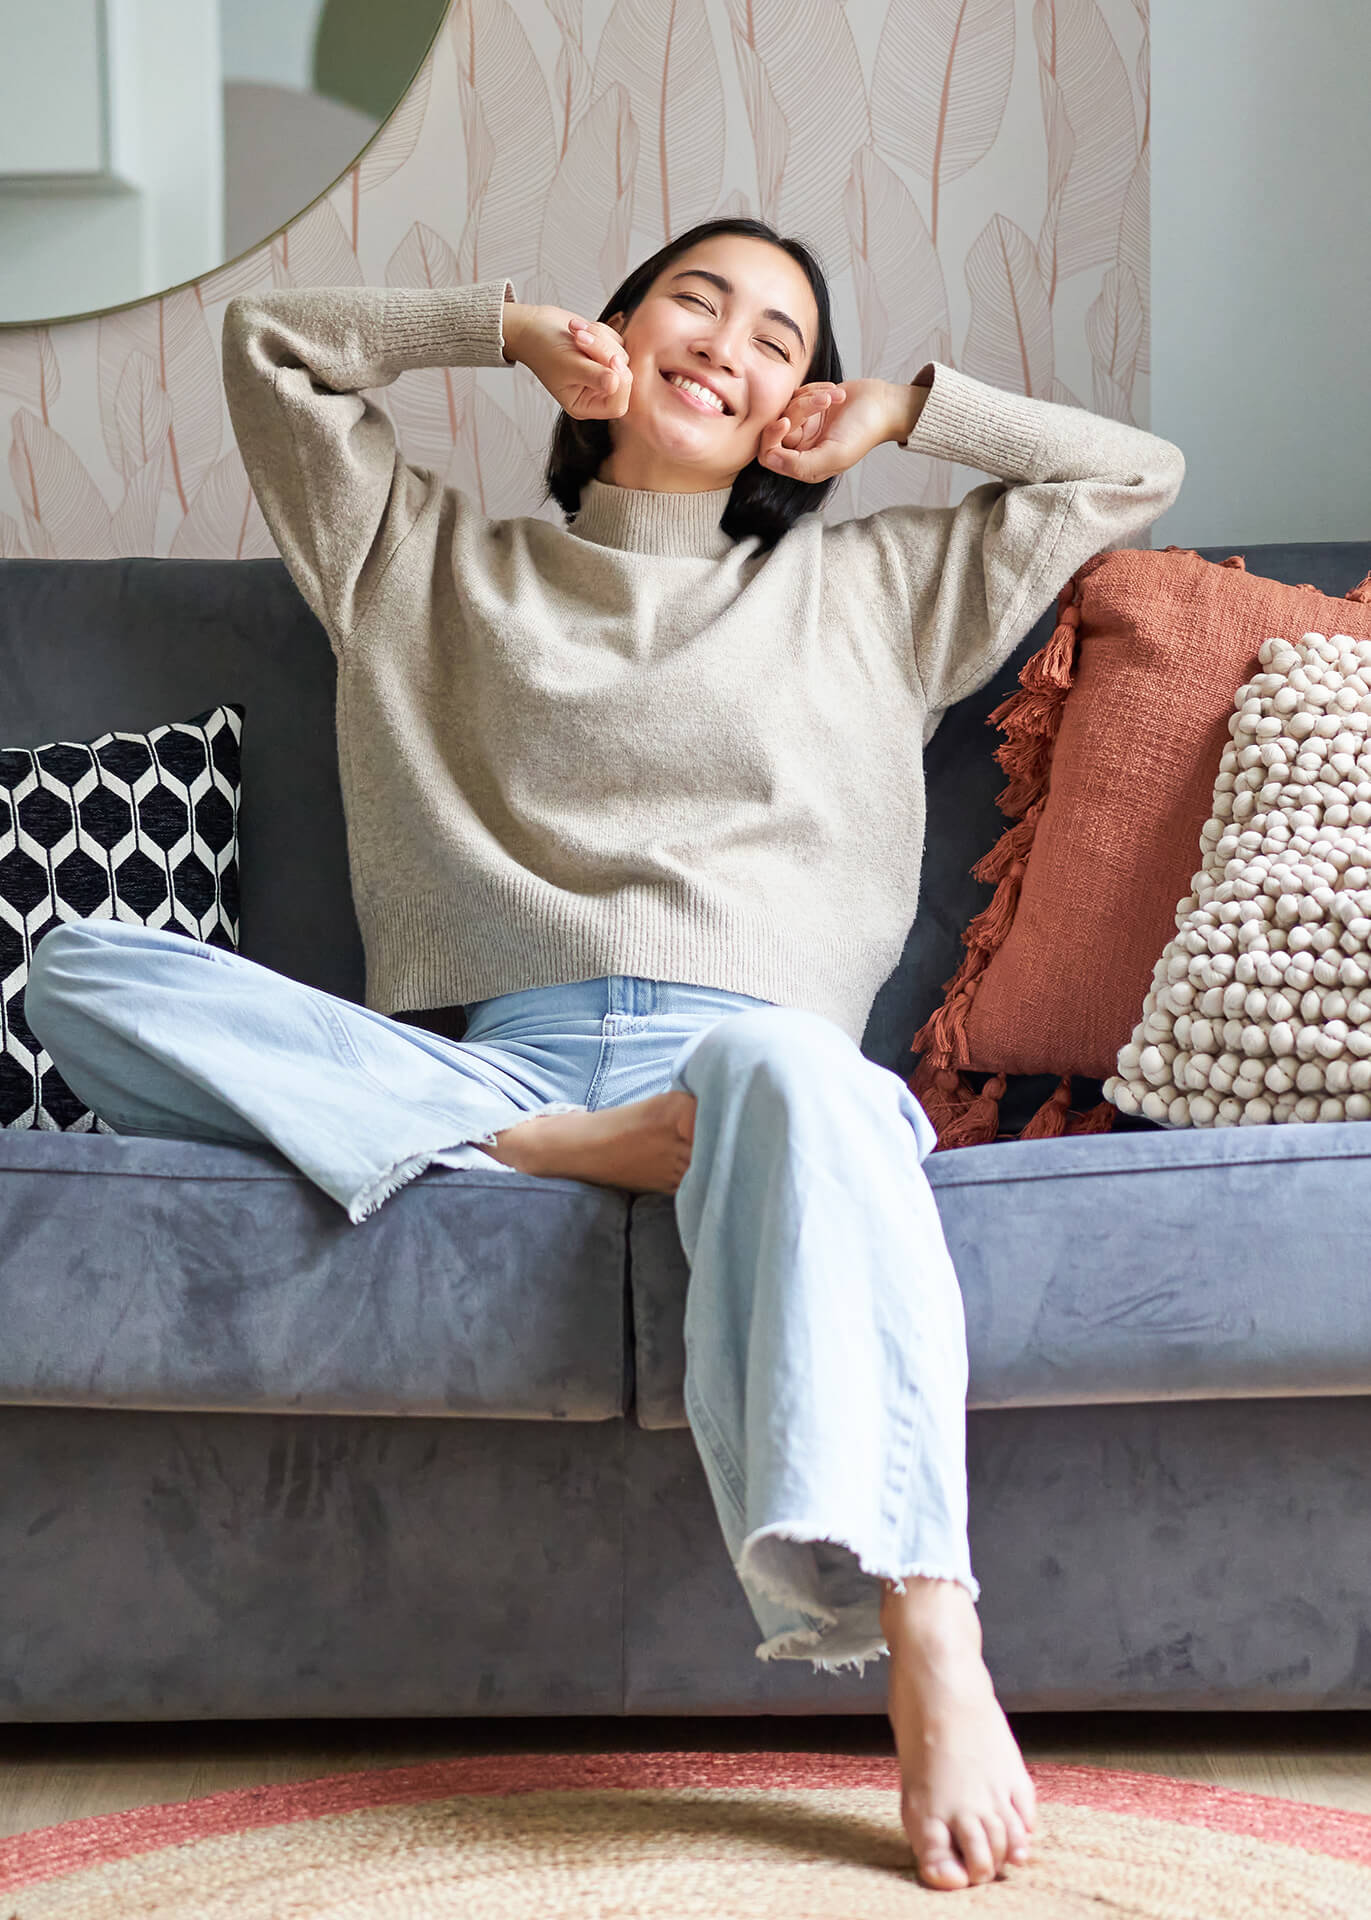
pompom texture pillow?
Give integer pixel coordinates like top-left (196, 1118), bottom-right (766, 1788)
top-left (910, 549), bottom-right (1371, 1150)
top-left (0, 703), bottom-right (243, 1131)
top-left (1105, 631), bottom-right (1371, 1127)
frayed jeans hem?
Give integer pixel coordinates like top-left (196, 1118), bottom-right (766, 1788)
top-left (754, 1621), bottom-right (889, 1678)
top-left (738, 1519), bottom-right (980, 1678)
top-left (348, 1104), bottom-right (590, 1222)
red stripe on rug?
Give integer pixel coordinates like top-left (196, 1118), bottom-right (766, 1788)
top-left (1, 1749), bottom-right (1368, 1894)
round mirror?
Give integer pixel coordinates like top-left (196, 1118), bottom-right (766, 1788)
top-left (0, 0), bottom-right (450, 328)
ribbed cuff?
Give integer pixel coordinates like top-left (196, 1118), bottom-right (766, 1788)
top-left (899, 360), bottom-right (1045, 481)
top-left (361, 280), bottom-right (518, 373)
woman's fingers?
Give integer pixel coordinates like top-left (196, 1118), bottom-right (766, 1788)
top-left (569, 320), bottom-right (627, 376)
top-left (763, 403), bottom-right (839, 474)
top-left (792, 383), bottom-right (844, 415)
top-left (776, 393), bottom-right (833, 453)
top-left (564, 319), bottom-right (630, 408)
top-left (789, 388), bottom-right (841, 434)
top-left (763, 426), bottom-right (797, 470)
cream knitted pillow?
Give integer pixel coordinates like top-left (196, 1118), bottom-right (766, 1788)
top-left (1106, 630), bottom-right (1371, 1128)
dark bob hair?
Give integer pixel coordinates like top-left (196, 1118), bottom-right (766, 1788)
top-left (538, 217), bottom-right (842, 554)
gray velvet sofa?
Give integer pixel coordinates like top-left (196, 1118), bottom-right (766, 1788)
top-left (2, 540), bottom-right (1369, 1724)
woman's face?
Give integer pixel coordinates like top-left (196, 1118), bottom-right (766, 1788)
top-left (596, 234), bottom-right (820, 494)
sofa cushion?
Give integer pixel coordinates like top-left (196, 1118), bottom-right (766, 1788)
top-left (0, 1131), bottom-right (630, 1420)
top-left (628, 1120), bottom-right (1371, 1427)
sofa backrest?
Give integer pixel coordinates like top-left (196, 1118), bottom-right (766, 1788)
top-left (1, 557), bottom-right (360, 1007)
top-left (4, 541), bottom-right (1369, 1073)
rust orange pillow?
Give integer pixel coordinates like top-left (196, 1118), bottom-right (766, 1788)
top-left (911, 546), bottom-right (1371, 1150)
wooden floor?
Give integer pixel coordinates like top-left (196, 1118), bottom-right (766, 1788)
top-left (2, 1712), bottom-right (1369, 1839)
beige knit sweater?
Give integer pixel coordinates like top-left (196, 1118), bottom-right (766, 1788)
top-left (221, 280), bottom-right (1185, 1043)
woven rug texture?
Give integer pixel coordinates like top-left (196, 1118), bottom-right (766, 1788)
top-left (1, 1750), bottom-right (1368, 1917)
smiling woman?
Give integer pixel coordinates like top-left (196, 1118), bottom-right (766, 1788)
top-left (0, 0), bottom-right (448, 328)
top-left (151, 206), bottom-right (1186, 1892)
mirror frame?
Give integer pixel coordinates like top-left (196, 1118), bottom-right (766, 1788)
top-left (0, 0), bottom-right (453, 332)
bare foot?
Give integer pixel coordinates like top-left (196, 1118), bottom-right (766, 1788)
top-left (879, 1576), bottom-right (1037, 1890)
top-left (476, 1091), bottom-right (697, 1194)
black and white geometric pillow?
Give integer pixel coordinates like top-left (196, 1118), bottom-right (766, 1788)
top-left (0, 703), bottom-right (244, 1130)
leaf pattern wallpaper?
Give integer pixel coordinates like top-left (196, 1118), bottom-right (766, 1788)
top-left (0, 0), bottom-right (1150, 561)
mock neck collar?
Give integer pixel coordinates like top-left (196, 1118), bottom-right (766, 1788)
top-left (568, 476), bottom-right (737, 558)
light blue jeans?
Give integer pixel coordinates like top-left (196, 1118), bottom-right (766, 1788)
top-left (25, 918), bottom-right (979, 1672)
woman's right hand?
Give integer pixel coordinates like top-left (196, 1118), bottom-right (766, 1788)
top-left (502, 302), bottom-right (633, 420)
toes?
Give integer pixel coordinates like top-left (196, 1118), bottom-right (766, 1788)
top-left (919, 1857), bottom-right (970, 1890)
top-left (913, 1819), bottom-right (968, 1889)
top-left (1004, 1803), bottom-right (1032, 1865)
top-left (1012, 1778), bottom-right (1039, 1832)
top-left (949, 1814), bottom-right (997, 1885)
top-left (980, 1810), bottom-right (1009, 1873)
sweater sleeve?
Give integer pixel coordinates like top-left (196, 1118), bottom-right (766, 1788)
top-left (221, 280), bottom-right (516, 647)
top-left (877, 362), bottom-right (1186, 715)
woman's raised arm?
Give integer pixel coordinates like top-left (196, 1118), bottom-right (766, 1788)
top-left (879, 364), bottom-right (1185, 714)
top-left (221, 280), bottom-right (515, 650)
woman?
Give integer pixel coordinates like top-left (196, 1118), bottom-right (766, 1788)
top-left (25, 216), bottom-right (1185, 1891)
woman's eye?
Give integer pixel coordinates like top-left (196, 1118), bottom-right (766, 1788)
top-left (677, 294), bottom-right (789, 359)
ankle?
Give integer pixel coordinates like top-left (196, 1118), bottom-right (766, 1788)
top-left (880, 1575), bottom-right (982, 1655)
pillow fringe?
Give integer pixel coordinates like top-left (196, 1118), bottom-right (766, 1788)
top-left (907, 555), bottom-right (1371, 1152)
top-left (908, 1056), bottom-right (1118, 1148)
top-left (909, 571), bottom-right (1087, 1150)
top-left (930, 1071), bottom-right (1007, 1148)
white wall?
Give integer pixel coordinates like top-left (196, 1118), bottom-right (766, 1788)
top-left (0, 195), bottom-right (146, 320)
top-left (0, 0), bottom-right (222, 322)
top-left (0, 0), bottom-right (106, 175)
top-left (220, 0), bottom-right (325, 93)
top-left (1150, 0), bottom-right (1371, 549)
top-left (107, 0), bottom-right (224, 301)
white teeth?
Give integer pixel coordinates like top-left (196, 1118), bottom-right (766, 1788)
top-left (666, 372), bottom-right (727, 413)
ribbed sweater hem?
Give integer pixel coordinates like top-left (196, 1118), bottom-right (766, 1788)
top-left (361, 884), bottom-right (898, 1046)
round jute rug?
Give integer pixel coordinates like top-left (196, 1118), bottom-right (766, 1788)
top-left (2, 1749), bottom-right (1369, 1918)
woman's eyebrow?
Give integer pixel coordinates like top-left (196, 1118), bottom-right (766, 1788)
top-left (667, 269), bottom-right (807, 354)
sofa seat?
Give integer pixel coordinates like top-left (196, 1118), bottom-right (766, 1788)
top-left (628, 1119), bottom-right (1371, 1428)
top-left (0, 1132), bottom-right (630, 1420)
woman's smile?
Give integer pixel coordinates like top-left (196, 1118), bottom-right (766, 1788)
top-left (661, 370), bottom-right (732, 417)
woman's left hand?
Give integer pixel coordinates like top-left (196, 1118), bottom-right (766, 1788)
top-left (757, 378), bottom-right (898, 483)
